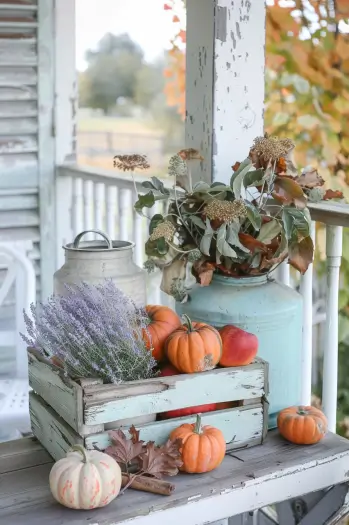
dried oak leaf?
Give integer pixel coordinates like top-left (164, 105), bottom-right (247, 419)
top-left (323, 189), bottom-right (344, 200)
top-left (193, 260), bottom-right (216, 286)
top-left (238, 233), bottom-right (268, 254)
top-left (105, 429), bottom-right (146, 466)
top-left (288, 236), bottom-right (314, 274)
top-left (295, 168), bottom-right (324, 189)
top-left (140, 440), bottom-right (183, 479)
top-left (129, 425), bottom-right (141, 445)
top-left (273, 175), bottom-right (307, 208)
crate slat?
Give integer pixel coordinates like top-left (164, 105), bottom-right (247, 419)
top-left (85, 401), bottom-right (267, 452)
top-left (83, 360), bottom-right (267, 426)
top-left (28, 349), bottom-right (83, 433)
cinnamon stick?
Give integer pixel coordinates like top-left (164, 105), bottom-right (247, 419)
top-left (121, 473), bottom-right (175, 496)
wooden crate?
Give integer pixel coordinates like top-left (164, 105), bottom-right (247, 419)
top-left (28, 348), bottom-right (269, 461)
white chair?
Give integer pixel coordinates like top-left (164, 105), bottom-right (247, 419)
top-left (0, 241), bottom-right (36, 440)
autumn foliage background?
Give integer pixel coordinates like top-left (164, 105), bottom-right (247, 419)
top-left (163, 0), bottom-right (349, 434)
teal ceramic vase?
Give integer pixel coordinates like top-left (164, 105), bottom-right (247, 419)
top-left (176, 274), bottom-right (303, 429)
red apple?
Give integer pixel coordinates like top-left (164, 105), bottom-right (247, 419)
top-left (219, 325), bottom-right (258, 367)
top-left (158, 365), bottom-right (217, 420)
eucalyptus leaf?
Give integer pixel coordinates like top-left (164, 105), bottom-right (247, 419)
top-left (251, 253), bottom-right (261, 268)
top-left (244, 168), bottom-right (264, 188)
top-left (134, 191), bottom-right (155, 214)
top-left (189, 215), bottom-right (206, 229)
top-left (245, 201), bottom-right (262, 230)
top-left (226, 221), bottom-right (250, 253)
top-left (257, 220), bottom-right (281, 244)
top-left (193, 181), bottom-right (211, 192)
top-left (151, 176), bottom-right (170, 195)
top-left (200, 218), bottom-right (214, 256)
top-left (283, 207), bottom-right (310, 239)
top-left (231, 162), bottom-right (253, 199)
top-left (142, 181), bottom-right (156, 190)
top-left (209, 184), bottom-right (232, 192)
top-left (217, 224), bottom-right (237, 258)
top-left (149, 214), bottom-right (164, 235)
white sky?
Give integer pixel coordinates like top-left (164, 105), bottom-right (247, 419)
top-left (76, 0), bottom-right (181, 70)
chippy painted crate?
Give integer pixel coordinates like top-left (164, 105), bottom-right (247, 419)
top-left (28, 348), bottom-right (269, 461)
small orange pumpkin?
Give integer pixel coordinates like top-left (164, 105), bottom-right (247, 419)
top-left (143, 305), bottom-right (181, 362)
top-left (165, 315), bottom-right (222, 373)
top-left (277, 405), bottom-right (328, 445)
top-left (170, 414), bottom-right (226, 473)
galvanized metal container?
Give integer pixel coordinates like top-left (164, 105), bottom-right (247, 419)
top-left (54, 229), bottom-right (146, 306)
top-left (176, 274), bottom-right (303, 429)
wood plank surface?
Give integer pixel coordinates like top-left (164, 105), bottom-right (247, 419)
top-left (1, 431), bottom-right (349, 525)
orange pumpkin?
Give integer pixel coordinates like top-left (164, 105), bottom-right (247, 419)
top-left (165, 315), bottom-right (222, 373)
top-left (143, 305), bottom-right (181, 362)
top-left (170, 414), bottom-right (226, 473)
top-left (277, 406), bottom-right (328, 445)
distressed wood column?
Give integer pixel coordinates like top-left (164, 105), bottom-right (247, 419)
top-left (55, 0), bottom-right (78, 268)
top-left (186, 0), bottom-right (266, 185)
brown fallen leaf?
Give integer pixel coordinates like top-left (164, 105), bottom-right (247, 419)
top-left (129, 425), bottom-right (141, 445)
top-left (106, 429), bottom-right (145, 466)
top-left (140, 440), bottom-right (183, 479)
top-left (232, 161), bottom-right (241, 172)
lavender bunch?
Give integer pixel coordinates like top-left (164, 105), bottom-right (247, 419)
top-left (22, 280), bottom-right (157, 384)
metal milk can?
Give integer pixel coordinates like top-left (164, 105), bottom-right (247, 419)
top-left (54, 229), bottom-right (146, 306)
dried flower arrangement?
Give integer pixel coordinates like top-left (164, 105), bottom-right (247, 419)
top-left (132, 134), bottom-right (343, 302)
top-left (22, 280), bottom-right (157, 384)
top-left (104, 425), bottom-right (182, 496)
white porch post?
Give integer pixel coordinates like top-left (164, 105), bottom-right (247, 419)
top-left (55, 0), bottom-right (77, 268)
top-left (185, 0), bottom-right (266, 184)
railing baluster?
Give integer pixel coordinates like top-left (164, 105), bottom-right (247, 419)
top-left (72, 178), bottom-right (83, 237)
top-left (119, 188), bottom-right (130, 241)
top-left (276, 261), bottom-right (290, 286)
top-left (83, 180), bottom-right (94, 239)
top-left (300, 221), bottom-right (315, 406)
top-left (133, 209), bottom-right (143, 267)
top-left (322, 225), bottom-right (343, 432)
top-left (106, 186), bottom-right (117, 239)
top-left (94, 182), bottom-right (105, 237)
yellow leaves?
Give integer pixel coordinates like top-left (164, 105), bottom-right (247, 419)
top-left (341, 138), bottom-right (349, 155)
top-left (334, 97), bottom-right (349, 114)
top-left (297, 115), bottom-right (320, 130)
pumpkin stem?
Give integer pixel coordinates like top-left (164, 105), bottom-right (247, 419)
top-left (71, 444), bottom-right (88, 463)
top-left (182, 314), bottom-right (194, 332)
top-left (194, 413), bottom-right (202, 434)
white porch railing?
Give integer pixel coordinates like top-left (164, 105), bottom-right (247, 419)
top-left (57, 164), bottom-right (349, 433)
top-left (56, 164), bottom-right (173, 309)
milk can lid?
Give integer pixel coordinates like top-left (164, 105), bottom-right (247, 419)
top-left (64, 230), bottom-right (134, 252)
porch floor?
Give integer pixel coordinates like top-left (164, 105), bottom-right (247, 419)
top-left (1, 431), bottom-right (349, 524)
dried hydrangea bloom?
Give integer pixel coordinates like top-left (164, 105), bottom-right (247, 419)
top-left (149, 221), bottom-right (176, 242)
top-left (250, 134), bottom-right (294, 164)
top-left (205, 199), bottom-right (247, 223)
top-left (113, 154), bottom-right (150, 171)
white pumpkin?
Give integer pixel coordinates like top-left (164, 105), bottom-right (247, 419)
top-left (49, 445), bottom-right (122, 510)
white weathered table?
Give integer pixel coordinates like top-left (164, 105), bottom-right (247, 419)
top-left (1, 431), bottom-right (349, 525)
